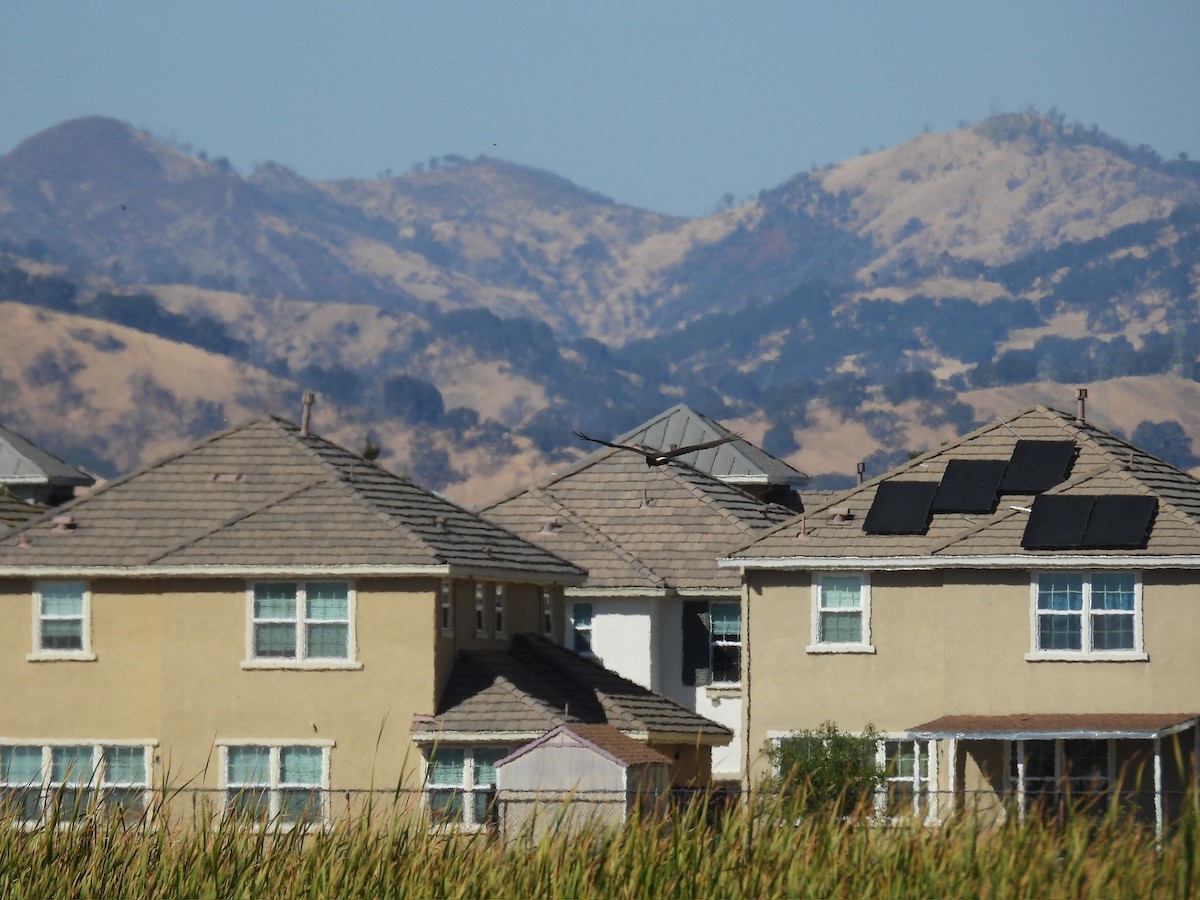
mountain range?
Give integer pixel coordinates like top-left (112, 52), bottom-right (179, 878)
top-left (1, 112), bottom-right (1198, 504)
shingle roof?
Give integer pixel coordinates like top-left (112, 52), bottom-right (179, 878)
top-left (498, 724), bottom-right (671, 769)
top-left (613, 403), bottom-right (809, 486)
top-left (0, 417), bottom-right (585, 580)
top-left (414, 633), bottom-right (731, 743)
top-left (481, 448), bottom-right (797, 591)
top-left (0, 422), bottom-right (95, 487)
top-left (728, 406), bottom-right (1200, 565)
top-left (0, 488), bottom-right (45, 531)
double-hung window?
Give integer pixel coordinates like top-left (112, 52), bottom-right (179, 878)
top-left (222, 744), bottom-right (328, 829)
top-left (569, 602), bottom-right (594, 655)
top-left (708, 601), bottom-right (741, 684)
top-left (1030, 572), bottom-right (1142, 659)
top-left (425, 746), bottom-right (507, 830)
top-left (248, 582), bottom-right (357, 668)
top-left (30, 582), bottom-right (93, 660)
top-left (810, 574), bottom-right (873, 652)
top-left (474, 584), bottom-right (489, 638)
top-left (493, 584), bottom-right (506, 638)
top-left (440, 581), bottom-right (454, 636)
top-left (0, 743), bottom-right (151, 827)
top-left (876, 740), bottom-right (933, 820)
top-left (541, 589), bottom-right (554, 637)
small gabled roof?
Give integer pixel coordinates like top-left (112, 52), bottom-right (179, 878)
top-left (727, 406), bottom-right (1200, 568)
top-left (413, 633), bottom-right (731, 744)
top-left (496, 724), bottom-right (671, 769)
top-left (613, 404), bottom-right (809, 486)
top-left (0, 417), bottom-right (584, 581)
top-left (0, 423), bottom-right (95, 487)
top-left (481, 447), bottom-right (797, 591)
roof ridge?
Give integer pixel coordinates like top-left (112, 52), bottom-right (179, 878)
top-left (145, 478), bottom-right (332, 564)
top-left (533, 487), bottom-right (665, 587)
top-left (479, 446), bottom-right (621, 511)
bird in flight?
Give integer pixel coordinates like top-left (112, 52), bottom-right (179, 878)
top-left (571, 431), bottom-right (740, 466)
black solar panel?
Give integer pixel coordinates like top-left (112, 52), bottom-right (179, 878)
top-left (1000, 440), bottom-right (1076, 493)
top-left (863, 481), bottom-right (939, 535)
top-left (1021, 495), bottom-right (1095, 549)
top-left (1081, 496), bottom-right (1157, 549)
top-left (931, 459), bottom-right (1009, 513)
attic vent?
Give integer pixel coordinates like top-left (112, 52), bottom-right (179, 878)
top-left (210, 473), bottom-right (245, 483)
top-left (51, 515), bottom-right (76, 533)
top-left (433, 515), bottom-right (447, 533)
top-left (827, 507), bottom-right (854, 525)
top-left (538, 517), bottom-right (561, 534)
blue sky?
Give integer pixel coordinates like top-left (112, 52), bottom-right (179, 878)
top-left (4, 1), bottom-right (1198, 217)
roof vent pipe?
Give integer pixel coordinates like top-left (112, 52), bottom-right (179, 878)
top-left (856, 461), bottom-right (866, 485)
top-left (1075, 387), bottom-right (1088, 425)
top-left (300, 391), bottom-right (316, 437)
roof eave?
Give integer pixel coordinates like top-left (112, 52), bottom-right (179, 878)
top-left (724, 554), bottom-right (1200, 571)
top-left (0, 563), bottom-right (585, 582)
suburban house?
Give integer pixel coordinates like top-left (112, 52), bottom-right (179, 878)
top-left (481, 427), bottom-right (798, 784)
top-left (0, 421), bottom-right (95, 508)
top-left (0, 415), bottom-right (728, 831)
top-left (725, 405), bottom-right (1200, 831)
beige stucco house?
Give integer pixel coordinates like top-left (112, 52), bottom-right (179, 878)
top-left (0, 416), bottom-right (602, 829)
top-left (725, 406), bottom-right (1200, 831)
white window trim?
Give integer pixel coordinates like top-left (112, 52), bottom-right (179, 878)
top-left (541, 588), bottom-right (554, 638)
top-left (440, 580), bottom-right (454, 637)
top-left (493, 584), bottom-right (506, 639)
top-left (474, 583), bottom-right (488, 638)
top-left (27, 581), bottom-right (96, 662)
top-left (708, 600), bottom-right (742, 686)
top-left (1025, 571), bottom-right (1147, 662)
top-left (808, 572), bottom-right (875, 654)
top-left (217, 740), bottom-right (333, 832)
top-left (423, 745), bottom-right (507, 833)
top-left (0, 739), bottom-right (155, 829)
top-left (568, 601), bottom-right (595, 657)
top-left (873, 735), bottom-right (938, 824)
top-left (242, 581), bottom-right (362, 671)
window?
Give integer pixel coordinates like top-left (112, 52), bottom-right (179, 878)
top-left (541, 589), bottom-right (554, 637)
top-left (474, 584), bottom-right (488, 637)
top-left (222, 744), bottom-right (328, 829)
top-left (1030, 572), bottom-right (1142, 659)
top-left (493, 584), bottom-right (506, 638)
top-left (30, 582), bottom-right (93, 660)
top-left (1010, 738), bottom-right (1111, 817)
top-left (425, 746), bottom-right (507, 829)
top-left (569, 602), bottom-right (594, 655)
top-left (809, 574), bottom-right (873, 652)
top-left (876, 740), bottom-right (933, 819)
top-left (248, 582), bottom-right (356, 667)
top-left (440, 581), bottom-right (454, 636)
top-left (681, 600), bottom-right (742, 686)
top-left (0, 743), bottom-right (151, 827)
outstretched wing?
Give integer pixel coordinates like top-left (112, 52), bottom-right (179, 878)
top-left (571, 431), bottom-right (655, 458)
top-left (660, 433), bottom-right (742, 460)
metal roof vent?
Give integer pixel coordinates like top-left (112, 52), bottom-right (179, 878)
top-left (51, 515), bottom-right (77, 533)
top-left (639, 489), bottom-right (652, 509)
top-left (538, 517), bottom-right (561, 534)
top-left (827, 507), bottom-right (854, 526)
top-left (432, 515), bottom-right (447, 533)
top-left (796, 515), bottom-right (812, 542)
top-left (1075, 387), bottom-right (1088, 425)
top-left (17, 532), bottom-right (32, 549)
top-left (299, 391), bottom-right (316, 437)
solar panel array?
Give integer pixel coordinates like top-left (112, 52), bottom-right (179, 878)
top-left (999, 441), bottom-right (1077, 493)
top-left (862, 481), bottom-right (939, 535)
top-left (931, 459), bottom-right (1009, 513)
top-left (1023, 495), bottom-right (1158, 550)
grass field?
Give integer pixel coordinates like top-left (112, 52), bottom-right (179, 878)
top-left (0, 791), bottom-right (1195, 898)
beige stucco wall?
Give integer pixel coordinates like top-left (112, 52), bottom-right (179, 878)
top-left (744, 566), bottom-right (1200, 788)
top-left (0, 573), bottom-right (566, 822)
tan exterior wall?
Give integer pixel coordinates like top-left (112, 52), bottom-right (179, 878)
top-left (0, 573), bottom-right (567, 823)
top-left (745, 566), bottom-right (1200, 790)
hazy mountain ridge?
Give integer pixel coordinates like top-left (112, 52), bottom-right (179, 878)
top-left (1, 113), bottom-right (1199, 501)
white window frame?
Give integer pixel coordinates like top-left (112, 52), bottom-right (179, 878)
top-left (28, 581), bottom-right (95, 662)
top-left (474, 583), bottom-right (488, 638)
top-left (1006, 737), bottom-right (1115, 821)
top-left (1026, 571), bottom-right (1146, 661)
top-left (0, 740), bottom-right (154, 829)
top-left (243, 581), bottom-right (360, 670)
top-left (541, 588), bottom-right (554, 638)
top-left (874, 737), bottom-right (937, 823)
top-left (440, 580), bottom-right (454, 637)
top-left (808, 572), bottom-right (874, 654)
top-left (568, 601), bottom-right (595, 656)
top-left (708, 600), bottom-right (742, 685)
top-left (217, 741), bottom-right (332, 832)
top-left (424, 745), bottom-right (508, 832)
top-left (493, 584), bottom-right (506, 639)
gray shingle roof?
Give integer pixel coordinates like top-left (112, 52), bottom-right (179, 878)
top-left (416, 633), bottom-right (731, 743)
top-left (0, 488), bottom-right (45, 531)
top-left (728, 406), bottom-right (1200, 565)
top-left (0, 417), bottom-right (585, 580)
top-left (482, 448), bottom-right (797, 591)
top-left (0, 422), bottom-right (95, 487)
top-left (498, 724), bottom-right (672, 769)
top-left (613, 404), bottom-right (809, 486)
